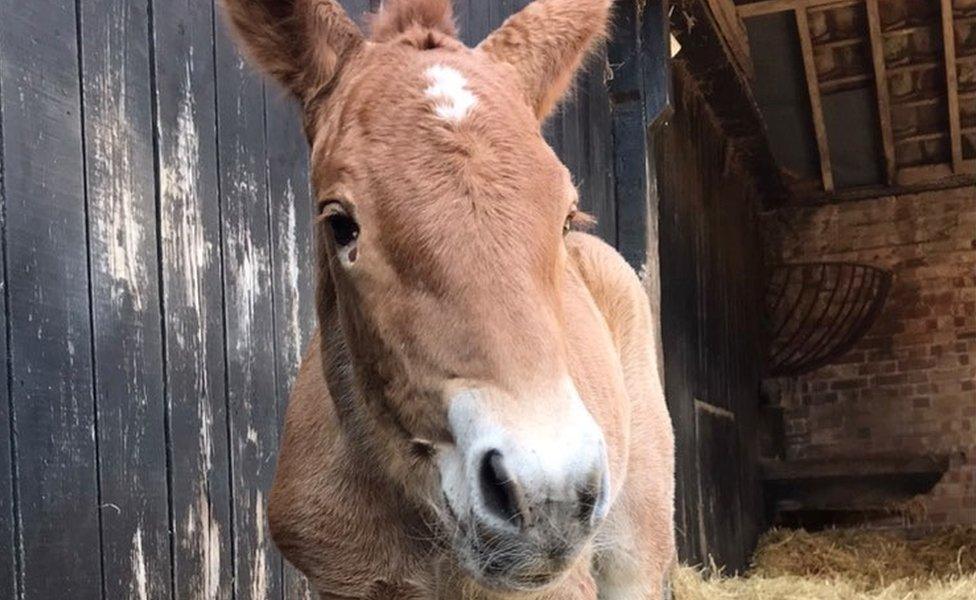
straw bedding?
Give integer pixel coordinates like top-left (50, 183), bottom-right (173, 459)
top-left (672, 527), bottom-right (976, 600)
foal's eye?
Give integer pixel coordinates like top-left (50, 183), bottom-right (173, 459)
top-left (563, 210), bottom-right (576, 235)
top-left (326, 213), bottom-right (359, 247)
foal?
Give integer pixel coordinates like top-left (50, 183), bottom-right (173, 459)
top-left (221, 0), bottom-right (675, 597)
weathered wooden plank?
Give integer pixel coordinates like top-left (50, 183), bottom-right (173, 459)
top-left (672, 0), bottom-right (786, 204)
top-left (0, 76), bottom-right (17, 600)
top-left (561, 88), bottom-right (585, 204)
top-left (640, 0), bottom-right (674, 127)
top-left (612, 102), bottom-right (648, 269)
top-left (738, 0), bottom-right (862, 19)
top-left (609, 0), bottom-right (643, 101)
top-left (214, 16), bottom-right (283, 600)
top-left (264, 88), bottom-right (316, 600)
top-left (865, 0), bottom-right (896, 184)
top-left (796, 7), bottom-right (835, 192)
top-left (78, 0), bottom-right (172, 598)
top-left (582, 59), bottom-right (617, 246)
top-left (608, 0), bottom-right (648, 268)
top-left (941, 0), bottom-right (965, 173)
top-left (150, 0), bottom-right (234, 596)
top-left (453, 0), bottom-right (471, 46)
top-left (655, 115), bottom-right (706, 564)
top-left (705, 0), bottom-right (754, 79)
top-left (0, 0), bottom-right (103, 597)
top-left (489, 0), bottom-right (515, 34)
top-left (696, 404), bottom-right (746, 570)
top-left (653, 61), bottom-right (765, 569)
top-left (463, 0), bottom-right (493, 44)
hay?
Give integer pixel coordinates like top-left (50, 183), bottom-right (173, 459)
top-left (672, 566), bottom-right (976, 600)
top-left (751, 527), bottom-right (976, 587)
top-left (672, 527), bottom-right (976, 600)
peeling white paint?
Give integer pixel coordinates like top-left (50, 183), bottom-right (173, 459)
top-left (161, 53), bottom-right (222, 599)
top-left (184, 490), bottom-right (222, 600)
top-left (226, 170), bottom-right (270, 366)
top-left (160, 52), bottom-right (213, 329)
top-left (637, 262), bottom-right (649, 283)
top-left (89, 49), bottom-right (150, 313)
top-left (281, 181), bottom-right (303, 368)
top-left (130, 526), bottom-right (149, 600)
top-left (250, 490), bottom-right (269, 600)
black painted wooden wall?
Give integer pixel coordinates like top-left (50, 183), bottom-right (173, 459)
top-left (0, 1), bottom-right (659, 598)
top-left (654, 63), bottom-right (766, 573)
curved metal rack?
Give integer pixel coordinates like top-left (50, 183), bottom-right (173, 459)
top-left (766, 262), bottom-right (893, 377)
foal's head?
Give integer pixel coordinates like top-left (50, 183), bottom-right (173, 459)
top-left (224, 0), bottom-right (620, 591)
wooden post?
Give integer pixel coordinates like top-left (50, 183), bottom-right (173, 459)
top-left (941, 0), bottom-right (965, 173)
top-left (866, 0), bottom-right (897, 184)
top-left (796, 7), bottom-right (835, 192)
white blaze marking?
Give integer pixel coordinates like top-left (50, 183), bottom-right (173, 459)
top-left (424, 64), bottom-right (477, 123)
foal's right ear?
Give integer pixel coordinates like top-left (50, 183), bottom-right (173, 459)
top-left (221, 0), bottom-right (364, 101)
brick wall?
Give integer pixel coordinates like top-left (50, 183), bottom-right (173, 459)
top-left (764, 187), bottom-right (976, 525)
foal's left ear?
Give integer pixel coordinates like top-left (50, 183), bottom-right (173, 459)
top-left (478, 0), bottom-right (613, 121)
top-left (221, 0), bottom-right (364, 102)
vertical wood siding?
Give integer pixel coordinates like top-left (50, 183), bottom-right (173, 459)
top-left (79, 1), bottom-right (172, 598)
top-left (0, 1), bottom-right (626, 597)
top-left (0, 0), bottom-right (101, 598)
top-left (654, 64), bottom-right (765, 573)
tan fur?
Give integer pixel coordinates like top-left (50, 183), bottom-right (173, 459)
top-left (220, 0), bottom-right (675, 598)
top-left (370, 0), bottom-right (458, 42)
top-left (479, 0), bottom-right (613, 119)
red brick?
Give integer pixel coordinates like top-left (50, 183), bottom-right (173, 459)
top-left (765, 187), bottom-right (976, 526)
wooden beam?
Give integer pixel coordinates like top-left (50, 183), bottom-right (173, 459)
top-left (796, 7), bottom-right (835, 192)
top-left (706, 0), bottom-right (754, 78)
top-left (941, 0), bottom-right (964, 173)
top-left (738, 0), bottom-right (862, 19)
top-left (866, 0), bottom-right (896, 183)
top-left (670, 1), bottom-right (789, 204)
top-left (787, 171), bottom-right (976, 205)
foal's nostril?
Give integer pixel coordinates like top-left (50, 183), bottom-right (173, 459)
top-left (478, 450), bottom-right (527, 529)
top-left (577, 466), bottom-right (609, 525)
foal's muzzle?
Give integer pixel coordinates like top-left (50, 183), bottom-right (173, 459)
top-left (436, 382), bottom-right (610, 589)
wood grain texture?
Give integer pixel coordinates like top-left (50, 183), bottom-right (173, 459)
top-left (738, 0), bottom-right (861, 19)
top-left (609, 0), bottom-right (648, 269)
top-left (640, 0), bottom-right (674, 127)
top-left (941, 0), bottom-right (964, 173)
top-left (150, 0), bottom-right (233, 596)
top-left (0, 0), bottom-right (672, 596)
top-left (264, 85), bottom-right (316, 600)
top-left (583, 58), bottom-right (617, 245)
top-left (654, 63), bottom-right (765, 570)
top-left (0, 0), bottom-right (102, 597)
top-left (0, 64), bottom-right (16, 599)
top-left (214, 13), bottom-right (283, 600)
top-left (796, 7), bottom-right (835, 192)
top-left (865, 0), bottom-right (896, 184)
top-left (79, 0), bottom-right (172, 598)
top-left (706, 0), bottom-right (754, 78)
top-left (613, 102), bottom-right (648, 269)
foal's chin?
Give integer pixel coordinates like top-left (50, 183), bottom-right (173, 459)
top-left (447, 524), bottom-right (590, 594)
top-left (457, 546), bottom-right (580, 594)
